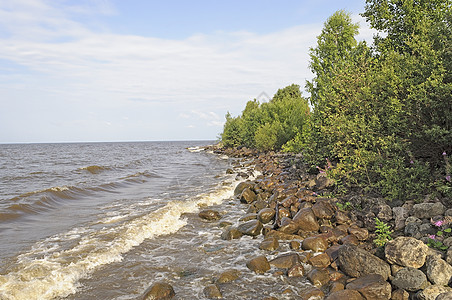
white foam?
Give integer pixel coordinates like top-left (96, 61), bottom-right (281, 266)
top-left (0, 183), bottom-right (237, 300)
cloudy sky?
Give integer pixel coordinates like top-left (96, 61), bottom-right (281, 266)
top-left (0, 0), bottom-right (375, 143)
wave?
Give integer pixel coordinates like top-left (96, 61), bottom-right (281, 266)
top-left (0, 181), bottom-right (240, 300)
top-left (78, 165), bottom-right (111, 174)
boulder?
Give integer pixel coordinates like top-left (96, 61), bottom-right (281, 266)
top-left (237, 219), bottom-right (263, 236)
top-left (391, 267), bottom-right (429, 292)
top-left (425, 256), bottom-right (452, 286)
top-left (258, 208), bottom-right (275, 224)
top-left (246, 255), bottom-right (270, 274)
top-left (302, 235), bottom-right (329, 252)
top-left (142, 282), bottom-right (175, 300)
top-left (385, 237), bottom-right (429, 268)
top-left (203, 284), bottom-right (222, 299)
top-left (329, 282), bottom-right (345, 293)
top-left (411, 202), bottom-right (446, 219)
top-left (298, 287), bottom-right (325, 299)
top-left (307, 268), bottom-right (330, 288)
top-left (287, 264), bottom-right (305, 277)
top-left (234, 182), bottom-right (253, 196)
top-left (346, 274), bottom-right (391, 300)
top-left (312, 199), bottom-right (336, 219)
top-left (269, 253), bottom-right (300, 269)
top-left (337, 244), bottom-right (391, 280)
top-left (216, 269), bottom-right (240, 284)
top-left (309, 253), bottom-right (331, 269)
top-left (326, 289), bottom-right (364, 300)
top-left (220, 226), bottom-right (243, 240)
top-left (348, 226), bottom-right (369, 241)
top-left (416, 285), bottom-right (452, 300)
top-left (293, 207), bottom-right (320, 232)
top-left (393, 206), bottom-right (408, 231)
top-left (391, 289), bottom-right (409, 300)
top-left (240, 188), bottom-right (257, 204)
top-left (259, 237), bottom-right (279, 251)
top-left (198, 209), bottom-right (221, 221)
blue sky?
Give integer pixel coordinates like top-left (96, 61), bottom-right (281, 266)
top-left (0, 0), bottom-right (374, 143)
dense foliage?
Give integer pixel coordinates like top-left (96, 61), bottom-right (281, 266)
top-left (221, 1), bottom-right (452, 202)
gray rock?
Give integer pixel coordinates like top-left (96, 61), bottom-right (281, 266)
top-left (425, 256), bottom-right (452, 286)
top-left (405, 216), bottom-right (422, 225)
top-left (377, 203), bottom-right (393, 222)
top-left (393, 206), bottom-right (408, 231)
top-left (391, 267), bottom-right (429, 292)
top-left (447, 248), bottom-right (452, 265)
top-left (405, 222), bottom-right (421, 238)
top-left (436, 292), bottom-right (452, 300)
top-left (419, 223), bottom-right (436, 235)
top-left (411, 202), bottom-right (446, 219)
top-left (385, 237), bottom-right (429, 268)
top-left (416, 285), bottom-right (452, 300)
top-left (337, 244), bottom-right (391, 280)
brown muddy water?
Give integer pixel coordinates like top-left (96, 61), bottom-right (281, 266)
top-left (0, 141), bottom-right (310, 299)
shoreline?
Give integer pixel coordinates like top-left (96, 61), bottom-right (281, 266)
top-left (145, 145), bottom-right (452, 300)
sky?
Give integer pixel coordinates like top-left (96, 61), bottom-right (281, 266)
top-left (0, 0), bottom-right (376, 143)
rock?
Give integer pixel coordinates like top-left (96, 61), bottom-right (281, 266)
top-left (436, 292), bottom-right (452, 300)
top-left (240, 188), bottom-right (257, 204)
top-left (237, 219), bottom-right (263, 236)
top-left (289, 240), bottom-right (301, 250)
top-left (142, 282), bottom-right (175, 300)
top-left (329, 282), bottom-right (345, 293)
top-left (203, 284), bottom-right (222, 299)
top-left (226, 168), bottom-right (234, 174)
top-left (337, 244), bottom-right (391, 280)
top-left (258, 208), bottom-right (275, 224)
top-left (391, 267), bottom-right (429, 292)
top-left (287, 264), bottom-right (305, 277)
top-left (292, 207), bottom-right (320, 232)
top-left (234, 182), bottom-right (253, 196)
top-left (309, 253), bottom-right (331, 269)
top-left (326, 290), bottom-right (364, 300)
top-left (298, 287), bottom-right (325, 299)
top-left (302, 235), bottom-right (329, 252)
top-left (239, 213), bottom-right (257, 222)
top-left (246, 255), bottom-right (270, 274)
top-left (411, 202), bottom-right (446, 219)
top-left (404, 222), bottom-right (421, 238)
top-left (278, 218), bottom-right (299, 234)
top-left (198, 209), bottom-right (221, 221)
top-left (315, 173), bottom-right (334, 190)
top-left (416, 285), bottom-right (452, 300)
top-left (340, 234), bottom-right (360, 245)
top-left (393, 207), bottom-right (408, 231)
top-left (307, 268), bottom-right (330, 287)
top-left (348, 226), bottom-right (369, 241)
top-left (259, 237), bottom-right (279, 251)
top-left (216, 269), bottom-right (240, 284)
top-left (425, 256), bottom-right (452, 286)
top-left (335, 210), bottom-right (351, 225)
top-left (269, 253), bottom-right (300, 269)
top-left (385, 237), bottom-right (429, 268)
top-left (221, 226), bottom-right (243, 240)
top-left (345, 274), bottom-right (391, 300)
top-left (312, 199), bottom-right (336, 219)
top-left (391, 289), bottom-right (409, 300)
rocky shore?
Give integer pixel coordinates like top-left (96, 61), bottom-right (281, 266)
top-left (143, 146), bottom-right (452, 300)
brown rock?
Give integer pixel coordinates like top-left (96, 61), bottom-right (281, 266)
top-left (391, 289), bottom-right (409, 300)
top-left (258, 208), bottom-right (276, 224)
top-left (221, 226), bottom-right (243, 240)
top-left (237, 219), bottom-right (263, 236)
top-left (312, 199), bottom-right (336, 219)
top-left (278, 218), bottom-right (299, 234)
top-left (293, 207), bottom-right (320, 232)
top-left (337, 244), bottom-right (391, 280)
top-left (307, 268), bottom-right (330, 287)
top-left (234, 181), bottom-right (253, 196)
top-left (142, 282), bottom-right (175, 300)
top-left (329, 282), bottom-right (345, 293)
top-left (287, 264), bottom-right (305, 277)
top-left (278, 207), bottom-right (291, 219)
top-left (239, 213), bottom-right (257, 222)
top-left (385, 237), bottom-right (429, 268)
top-left (326, 290), bottom-right (364, 300)
top-left (259, 237), bottom-right (279, 251)
top-left (346, 274), bottom-right (391, 300)
top-left (436, 292), bottom-right (452, 300)
top-left (240, 188), bottom-right (257, 204)
top-left (309, 253), bottom-right (331, 269)
top-left (340, 234), bottom-right (359, 245)
top-left (348, 226), bottom-right (369, 241)
top-left (325, 244), bottom-right (342, 261)
top-left (198, 209), bottom-right (221, 221)
top-left (298, 287), bottom-right (325, 299)
top-left (216, 269), bottom-right (240, 284)
top-left (269, 253), bottom-right (300, 269)
top-left (246, 255), bottom-right (270, 274)
top-left (302, 235), bottom-right (329, 252)
top-left (334, 210), bottom-right (351, 224)
top-left (203, 284), bottom-right (222, 299)
top-left (289, 240), bottom-right (301, 250)
top-left (265, 230), bottom-right (301, 240)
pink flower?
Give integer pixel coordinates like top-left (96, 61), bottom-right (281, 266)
top-left (443, 151), bottom-right (447, 156)
top-left (434, 220), bottom-right (445, 227)
top-left (429, 234), bottom-right (436, 240)
top-left (446, 175), bottom-right (451, 182)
